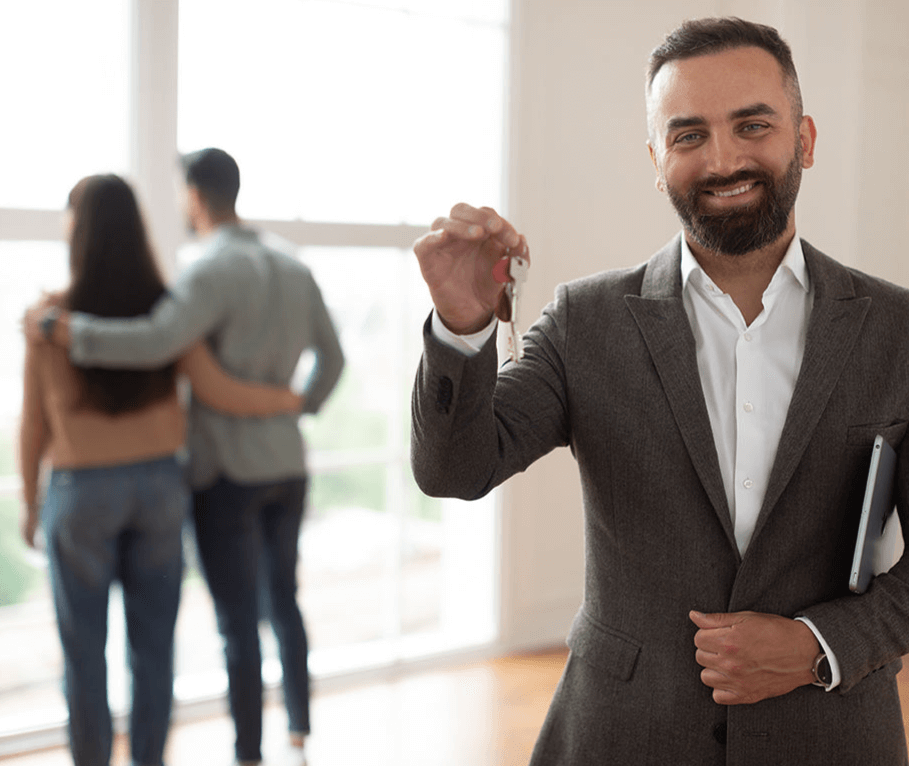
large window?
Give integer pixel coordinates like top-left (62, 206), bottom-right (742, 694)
top-left (178, 0), bottom-right (507, 225)
top-left (0, 0), bottom-right (508, 750)
top-left (0, 1), bottom-right (130, 209)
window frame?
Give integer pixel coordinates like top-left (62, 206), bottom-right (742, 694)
top-left (0, 0), bottom-right (509, 753)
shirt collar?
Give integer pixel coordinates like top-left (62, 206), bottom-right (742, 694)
top-left (680, 232), bottom-right (810, 294)
top-left (205, 222), bottom-right (258, 248)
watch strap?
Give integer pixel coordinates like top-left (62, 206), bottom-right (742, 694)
top-left (39, 307), bottom-right (60, 341)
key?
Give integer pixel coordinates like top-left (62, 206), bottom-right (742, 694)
top-left (507, 253), bottom-right (529, 361)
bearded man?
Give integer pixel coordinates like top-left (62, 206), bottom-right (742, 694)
top-left (410, 16), bottom-right (909, 766)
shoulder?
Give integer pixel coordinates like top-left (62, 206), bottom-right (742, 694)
top-left (803, 240), bottom-right (909, 311)
top-left (254, 233), bottom-right (322, 289)
top-left (184, 228), bottom-right (275, 279)
top-left (27, 291), bottom-right (65, 313)
top-left (849, 269), bottom-right (909, 309)
top-left (554, 262), bottom-right (650, 316)
top-left (529, 264), bottom-right (650, 349)
top-left (557, 238), bottom-right (676, 308)
top-left (564, 262), bottom-right (648, 296)
top-left (228, 228), bottom-right (313, 274)
top-left (23, 291), bottom-right (66, 350)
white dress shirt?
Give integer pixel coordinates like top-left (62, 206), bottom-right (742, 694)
top-left (431, 232), bottom-right (839, 688)
top-left (679, 235), bottom-right (812, 555)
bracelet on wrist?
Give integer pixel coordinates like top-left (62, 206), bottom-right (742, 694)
top-left (39, 307), bottom-right (61, 341)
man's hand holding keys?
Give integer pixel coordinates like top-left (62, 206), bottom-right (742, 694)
top-left (414, 203), bottom-right (530, 339)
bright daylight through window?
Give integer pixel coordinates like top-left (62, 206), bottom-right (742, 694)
top-left (0, 0), bottom-right (508, 750)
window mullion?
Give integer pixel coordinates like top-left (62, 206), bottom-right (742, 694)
top-left (132, 0), bottom-right (181, 278)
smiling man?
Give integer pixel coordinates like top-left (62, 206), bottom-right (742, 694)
top-left (647, 40), bottom-right (816, 327)
top-left (410, 16), bottom-right (909, 766)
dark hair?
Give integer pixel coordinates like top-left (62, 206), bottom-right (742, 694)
top-left (180, 147), bottom-right (240, 213)
top-left (65, 175), bottom-right (176, 415)
top-left (647, 17), bottom-right (802, 118)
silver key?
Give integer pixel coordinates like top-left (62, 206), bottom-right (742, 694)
top-left (507, 253), bottom-right (529, 361)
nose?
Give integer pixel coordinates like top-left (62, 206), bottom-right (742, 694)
top-left (703, 131), bottom-right (748, 178)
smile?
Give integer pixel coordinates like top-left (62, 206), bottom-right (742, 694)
top-left (708, 183), bottom-right (756, 198)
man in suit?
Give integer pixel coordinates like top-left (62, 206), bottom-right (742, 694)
top-left (411, 17), bottom-right (909, 765)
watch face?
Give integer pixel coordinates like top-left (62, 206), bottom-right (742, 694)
top-left (813, 653), bottom-right (832, 686)
top-left (40, 308), bottom-right (58, 339)
top-left (40, 315), bottom-right (54, 339)
top-left (818, 656), bottom-right (832, 685)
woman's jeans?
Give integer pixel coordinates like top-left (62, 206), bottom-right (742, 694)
top-left (43, 455), bottom-right (186, 766)
top-left (192, 476), bottom-right (310, 764)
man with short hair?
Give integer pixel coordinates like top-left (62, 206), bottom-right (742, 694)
top-left (411, 17), bottom-right (909, 764)
top-left (36, 147), bottom-right (343, 765)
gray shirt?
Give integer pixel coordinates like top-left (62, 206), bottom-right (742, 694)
top-left (69, 224), bottom-right (344, 488)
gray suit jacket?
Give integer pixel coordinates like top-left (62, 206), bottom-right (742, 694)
top-left (411, 237), bottom-right (909, 765)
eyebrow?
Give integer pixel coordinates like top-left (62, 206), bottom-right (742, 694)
top-left (731, 102), bottom-right (779, 120)
top-left (665, 102), bottom-right (780, 133)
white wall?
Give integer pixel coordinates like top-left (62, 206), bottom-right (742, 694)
top-left (498, 0), bottom-right (909, 649)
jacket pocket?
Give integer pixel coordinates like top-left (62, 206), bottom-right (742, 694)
top-left (566, 609), bottom-right (641, 682)
top-left (846, 421), bottom-right (908, 449)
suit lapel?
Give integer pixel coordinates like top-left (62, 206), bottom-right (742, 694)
top-left (626, 238), bottom-right (737, 553)
top-left (624, 239), bottom-right (869, 556)
top-left (750, 242), bottom-right (871, 543)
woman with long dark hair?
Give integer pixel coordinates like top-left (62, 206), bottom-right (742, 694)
top-left (18, 174), bottom-right (300, 766)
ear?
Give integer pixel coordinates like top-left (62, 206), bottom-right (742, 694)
top-left (799, 115), bottom-right (817, 169)
top-left (186, 184), bottom-right (204, 211)
top-left (648, 142), bottom-right (666, 193)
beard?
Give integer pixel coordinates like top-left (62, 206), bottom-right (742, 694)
top-left (665, 142), bottom-right (803, 256)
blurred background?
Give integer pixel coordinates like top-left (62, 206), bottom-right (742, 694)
top-left (0, 0), bottom-right (907, 755)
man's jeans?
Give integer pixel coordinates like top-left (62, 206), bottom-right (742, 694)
top-left (192, 476), bottom-right (310, 764)
top-left (43, 455), bottom-right (186, 766)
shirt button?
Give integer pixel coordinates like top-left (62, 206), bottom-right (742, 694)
top-left (743, 402), bottom-right (754, 413)
top-left (743, 332), bottom-right (753, 342)
top-left (743, 478), bottom-right (754, 489)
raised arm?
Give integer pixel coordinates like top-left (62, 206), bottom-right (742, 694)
top-left (24, 259), bottom-right (231, 369)
top-left (411, 205), bottom-right (573, 501)
top-left (178, 341), bottom-right (302, 416)
top-left (18, 338), bottom-right (50, 547)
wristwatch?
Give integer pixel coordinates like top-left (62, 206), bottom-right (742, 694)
top-left (811, 652), bottom-right (832, 687)
top-left (39, 307), bottom-right (60, 341)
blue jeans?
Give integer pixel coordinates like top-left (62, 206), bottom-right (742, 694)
top-left (192, 476), bottom-right (310, 763)
top-left (43, 455), bottom-right (186, 766)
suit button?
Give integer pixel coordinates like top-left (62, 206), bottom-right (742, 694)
top-left (436, 376), bottom-right (454, 414)
top-left (713, 722), bottom-right (727, 744)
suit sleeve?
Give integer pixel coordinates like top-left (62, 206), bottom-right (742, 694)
top-left (798, 437), bottom-right (909, 693)
top-left (410, 285), bottom-right (573, 500)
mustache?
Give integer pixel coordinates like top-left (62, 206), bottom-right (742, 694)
top-left (689, 169), bottom-right (774, 196)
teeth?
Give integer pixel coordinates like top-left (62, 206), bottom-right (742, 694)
top-left (713, 183), bottom-right (755, 198)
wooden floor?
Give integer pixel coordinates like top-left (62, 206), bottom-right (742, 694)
top-left (0, 649), bottom-right (568, 766)
top-left (7, 649), bottom-right (909, 766)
